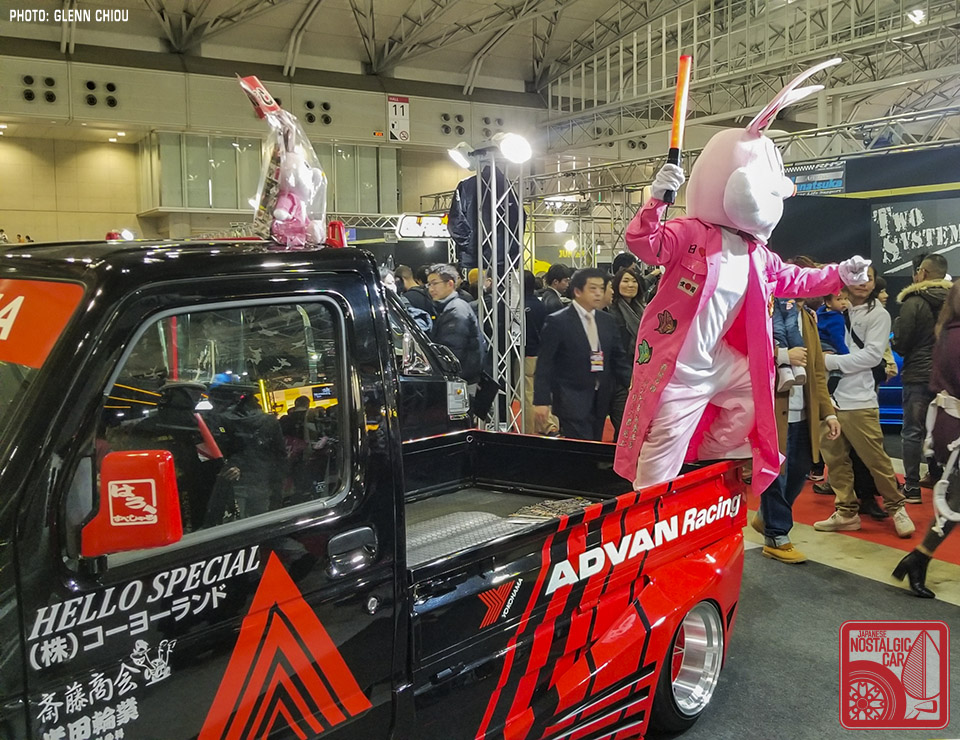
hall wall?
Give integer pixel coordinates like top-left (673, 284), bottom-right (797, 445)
top-left (0, 137), bottom-right (142, 242)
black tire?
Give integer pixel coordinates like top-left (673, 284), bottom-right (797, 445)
top-left (648, 601), bottom-right (725, 735)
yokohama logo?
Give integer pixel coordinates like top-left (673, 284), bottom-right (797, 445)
top-left (478, 579), bottom-right (523, 629)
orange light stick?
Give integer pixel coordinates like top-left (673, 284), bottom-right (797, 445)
top-left (663, 54), bottom-right (693, 204)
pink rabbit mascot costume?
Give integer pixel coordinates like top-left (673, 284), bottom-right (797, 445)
top-left (614, 58), bottom-right (871, 494)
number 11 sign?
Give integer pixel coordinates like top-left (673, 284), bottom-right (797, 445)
top-left (388, 95), bottom-right (410, 142)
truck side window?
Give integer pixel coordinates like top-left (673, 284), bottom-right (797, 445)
top-left (97, 300), bottom-right (347, 537)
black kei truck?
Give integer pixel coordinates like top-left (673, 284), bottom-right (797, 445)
top-left (0, 240), bottom-right (747, 740)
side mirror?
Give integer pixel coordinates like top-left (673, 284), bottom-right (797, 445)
top-left (430, 343), bottom-right (462, 376)
top-left (81, 450), bottom-right (183, 558)
top-left (401, 330), bottom-right (433, 375)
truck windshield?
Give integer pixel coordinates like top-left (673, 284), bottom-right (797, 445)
top-left (0, 279), bottom-right (85, 431)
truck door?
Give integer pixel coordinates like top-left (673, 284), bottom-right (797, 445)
top-left (18, 284), bottom-right (397, 740)
top-left (386, 292), bottom-right (470, 438)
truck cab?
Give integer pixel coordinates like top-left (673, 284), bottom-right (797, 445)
top-left (0, 240), bottom-right (746, 740)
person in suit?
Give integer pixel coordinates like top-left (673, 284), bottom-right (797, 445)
top-left (534, 268), bottom-right (631, 440)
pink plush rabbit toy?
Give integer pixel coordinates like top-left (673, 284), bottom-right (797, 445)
top-left (614, 58), bottom-right (871, 494)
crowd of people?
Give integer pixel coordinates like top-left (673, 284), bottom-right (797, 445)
top-left (0, 229), bottom-right (33, 243)
top-left (385, 249), bottom-right (959, 599)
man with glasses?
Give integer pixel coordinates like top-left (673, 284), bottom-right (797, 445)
top-left (893, 253), bottom-right (953, 501)
top-left (426, 264), bottom-right (483, 387)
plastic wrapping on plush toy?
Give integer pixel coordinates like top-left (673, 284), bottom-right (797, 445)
top-left (238, 75), bottom-right (328, 248)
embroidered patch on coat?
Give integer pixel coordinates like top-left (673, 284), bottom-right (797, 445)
top-left (656, 310), bottom-right (677, 335)
top-left (678, 278), bottom-right (699, 296)
top-left (636, 339), bottom-right (652, 365)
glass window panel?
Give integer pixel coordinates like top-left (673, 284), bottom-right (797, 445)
top-left (98, 300), bottom-right (348, 537)
top-left (334, 144), bottom-right (358, 213)
top-left (184, 135), bottom-right (211, 209)
top-left (358, 146), bottom-right (378, 213)
top-left (313, 142), bottom-right (333, 190)
top-left (158, 133), bottom-right (183, 208)
top-left (379, 148), bottom-right (399, 213)
top-left (211, 137), bottom-right (239, 209)
top-left (237, 138), bottom-right (262, 211)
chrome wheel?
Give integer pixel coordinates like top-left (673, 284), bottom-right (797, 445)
top-left (669, 601), bottom-right (724, 716)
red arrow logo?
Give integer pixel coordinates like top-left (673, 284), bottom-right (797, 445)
top-left (200, 552), bottom-right (371, 739)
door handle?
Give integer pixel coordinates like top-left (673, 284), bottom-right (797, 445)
top-left (328, 526), bottom-right (378, 577)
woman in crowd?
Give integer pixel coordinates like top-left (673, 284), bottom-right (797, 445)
top-left (608, 266), bottom-right (646, 353)
top-left (607, 265), bottom-right (645, 437)
top-left (893, 281), bottom-right (960, 597)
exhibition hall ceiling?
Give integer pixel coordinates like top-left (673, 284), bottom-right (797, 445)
top-left (2, 0), bottom-right (959, 152)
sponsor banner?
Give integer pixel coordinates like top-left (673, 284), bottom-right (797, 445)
top-left (785, 160), bottom-right (846, 195)
top-left (0, 279), bottom-right (83, 369)
top-left (396, 214), bottom-right (450, 240)
top-left (871, 196), bottom-right (960, 275)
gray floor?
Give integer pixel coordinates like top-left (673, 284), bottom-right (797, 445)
top-left (680, 550), bottom-right (960, 740)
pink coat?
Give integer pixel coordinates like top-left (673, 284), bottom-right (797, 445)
top-left (614, 198), bottom-right (844, 494)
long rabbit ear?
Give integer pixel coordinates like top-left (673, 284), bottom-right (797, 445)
top-left (747, 58), bottom-right (842, 135)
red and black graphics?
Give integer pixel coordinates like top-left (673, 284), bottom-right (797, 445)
top-left (200, 552), bottom-right (371, 739)
top-left (473, 466), bottom-right (745, 740)
top-left (478, 581), bottom-right (521, 630)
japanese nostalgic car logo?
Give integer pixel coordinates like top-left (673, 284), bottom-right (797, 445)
top-left (841, 620), bottom-right (950, 730)
top-left (107, 480), bottom-right (159, 526)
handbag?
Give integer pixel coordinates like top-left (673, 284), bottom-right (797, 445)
top-left (843, 312), bottom-right (888, 387)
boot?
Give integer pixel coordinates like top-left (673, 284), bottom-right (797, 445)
top-left (858, 496), bottom-right (889, 520)
top-left (892, 550), bottom-right (935, 598)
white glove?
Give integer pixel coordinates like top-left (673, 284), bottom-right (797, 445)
top-left (839, 256), bottom-right (872, 285)
top-left (651, 163), bottom-right (686, 201)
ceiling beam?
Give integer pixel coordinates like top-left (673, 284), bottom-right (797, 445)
top-left (349, 0), bottom-right (378, 70)
top-left (378, 0), bottom-right (468, 73)
top-left (283, 0), bottom-right (327, 76)
top-left (379, 0), bottom-right (574, 73)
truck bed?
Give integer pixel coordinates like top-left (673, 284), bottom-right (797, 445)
top-left (406, 488), bottom-right (557, 567)
top-left (402, 432), bottom-right (633, 571)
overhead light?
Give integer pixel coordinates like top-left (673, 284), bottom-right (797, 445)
top-left (80, 122), bottom-right (87, 126)
top-left (117, 131), bottom-right (126, 136)
top-left (447, 141), bottom-right (473, 169)
top-left (493, 132), bottom-right (532, 164)
top-left (907, 8), bottom-right (925, 23)
top-left (120, 229), bottom-right (134, 240)
top-left (108, 137), bottom-right (117, 142)
top-left (554, 219), bottom-right (569, 233)
top-left (564, 238), bottom-right (577, 250)
top-left (0, 124), bottom-right (8, 129)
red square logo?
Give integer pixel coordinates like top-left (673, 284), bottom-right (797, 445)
top-left (840, 620), bottom-right (950, 730)
top-left (107, 478), bottom-right (159, 526)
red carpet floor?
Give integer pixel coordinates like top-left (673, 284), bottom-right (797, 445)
top-left (748, 479), bottom-right (960, 567)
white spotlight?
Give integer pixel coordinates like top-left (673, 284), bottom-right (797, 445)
top-left (493, 132), bottom-right (532, 164)
top-left (564, 238), bottom-right (577, 251)
top-left (907, 8), bottom-right (925, 23)
top-left (554, 219), bottom-right (569, 233)
top-left (120, 229), bottom-right (134, 240)
top-left (447, 141), bottom-right (473, 170)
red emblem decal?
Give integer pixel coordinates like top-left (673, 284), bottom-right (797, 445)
top-left (200, 552), bottom-right (371, 739)
top-left (478, 581), bottom-right (514, 629)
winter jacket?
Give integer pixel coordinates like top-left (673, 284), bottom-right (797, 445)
top-left (431, 293), bottom-right (483, 383)
top-left (823, 302), bottom-right (890, 410)
top-left (816, 306), bottom-right (849, 354)
top-left (537, 286), bottom-right (566, 315)
top-left (929, 320), bottom-right (960, 464)
top-left (402, 285), bottom-right (436, 318)
top-left (448, 166), bottom-right (524, 271)
top-left (892, 278), bottom-right (952, 385)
